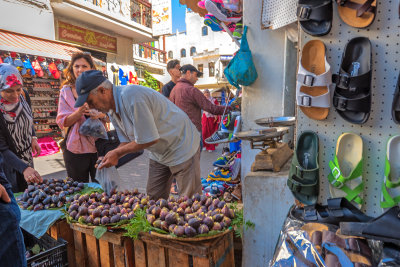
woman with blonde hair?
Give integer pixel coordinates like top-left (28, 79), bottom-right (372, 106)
top-left (57, 52), bottom-right (108, 182)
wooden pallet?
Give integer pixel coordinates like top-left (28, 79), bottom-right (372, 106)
top-left (136, 230), bottom-right (235, 267)
top-left (47, 219), bottom-right (75, 267)
top-left (70, 223), bottom-right (134, 267)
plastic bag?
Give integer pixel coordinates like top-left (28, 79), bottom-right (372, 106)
top-left (95, 165), bottom-right (136, 195)
top-left (79, 118), bottom-right (108, 139)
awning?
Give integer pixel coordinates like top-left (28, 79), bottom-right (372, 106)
top-left (0, 30), bottom-right (82, 60)
top-left (149, 73), bottom-right (170, 85)
top-left (179, 0), bottom-right (207, 17)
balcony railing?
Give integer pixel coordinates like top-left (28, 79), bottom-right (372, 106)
top-left (137, 43), bottom-right (167, 63)
top-left (80, 0), bottom-right (152, 28)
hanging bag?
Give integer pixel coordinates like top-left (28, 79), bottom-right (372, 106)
top-left (224, 26), bottom-right (258, 89)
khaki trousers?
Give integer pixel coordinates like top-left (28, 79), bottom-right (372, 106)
top-left (147, 148), bottom-right (202, 200)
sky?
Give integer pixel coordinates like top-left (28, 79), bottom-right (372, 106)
top-left (172, 1), bottom-right (187, 33)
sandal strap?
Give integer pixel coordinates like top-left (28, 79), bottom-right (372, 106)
top-left (384, 157), bottom-right (400, 188)
top-left (333, 93), bottom-right (371, 113)
top-left (332, 70), bottom-right (371, 91)
top-left (296, 57), bottom-right (332, 108)
top-left (322, 230), bottom-right (372, 259)
top-left (287, 174), bottom-right (319, 196)
top-left (381, 157), bottom-right (400, 208)
top-left (297, 2), bottom-right (332, 22)
top-left (337, 0), bottom-right (376, 17)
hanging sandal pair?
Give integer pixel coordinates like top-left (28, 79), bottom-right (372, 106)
top-left (297, 0), bottom-right (377, 36)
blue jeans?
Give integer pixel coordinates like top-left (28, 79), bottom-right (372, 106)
top-left (0, 186), bottom-right (27, 267)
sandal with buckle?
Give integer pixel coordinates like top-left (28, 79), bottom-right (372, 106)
top-left (287, 131), bottom-right (319, 205)
top-left (328, 133), bottom-right (364, 209)
top-left (297, 0), bottom-right (333, 36)
top-left (332, 37), bottom-right (372, 124)
top-left (336, 0), bottom-right (377, 28)
top-left (381, 135), bottom-right (400, 210)
top-left (297, 40), bottom-right (332, 120)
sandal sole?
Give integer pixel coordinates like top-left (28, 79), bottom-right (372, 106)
top-left (337, 0), bottom-right (377, 29)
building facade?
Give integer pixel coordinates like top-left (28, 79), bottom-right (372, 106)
top-left (165, 10), bottom-right (238, 89)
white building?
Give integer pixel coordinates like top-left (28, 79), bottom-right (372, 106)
top-left (165, 10), bottom-right (238, 89)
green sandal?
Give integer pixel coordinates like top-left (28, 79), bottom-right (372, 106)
top-left (328, 133), bottom-right (364, 209)
top-left (287, 131), bottom-right (319, 205)
top-left (381, 135), bottom-right (400, 210)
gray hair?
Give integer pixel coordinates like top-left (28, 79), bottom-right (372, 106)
top-left (90, 80), bottom-right (113, 95)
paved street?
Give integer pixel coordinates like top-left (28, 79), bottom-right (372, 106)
top-left (33, 146), bottom-right (224, 193)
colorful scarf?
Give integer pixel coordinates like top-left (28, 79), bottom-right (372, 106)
top-left (0, 63), bottom-right (24, 122)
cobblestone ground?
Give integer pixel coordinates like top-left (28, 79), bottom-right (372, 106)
top-left (33, 145), bottom-right (224, 193)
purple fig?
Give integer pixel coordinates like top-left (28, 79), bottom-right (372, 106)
top-left (211, 209), bottom-right (221, 216)
top-left (92, 208), bottom-right (102, 218)
top-left (147, 214), bottom-right (156, 224)
top-left (159, 199), bottom-right (168, 209)
top-left (179, 202), bottom-right (188, 210)
top-left (174, 225), bottom-right (185, 237)
top-left (123, 202), bottom-right (130, 209)
top-left (109, 208), bottom-right (116, 216)
top-left (93, 217), bottom-right (101, 226)
top-left (128, 198), bottom-right (134, 205)
top-left (78, 206), bottom-right (88, 216)
top-left (165, 212), bottom-right (178, 225)
top-left (202, 216), bottom-right (214, 229)
top-left (168, 224), bottom-right (177, 233)
top-left (153, 219), bottom-right (162, 229)
top-left (212, 222), bottom-right (222, 231)
top-left (133, 203), bottom-right (141, 212)
top-left (152, 206), bottom-right (161, 217)
top-left (192, 201), bottom-right (201, 212)
top-left (128, 212), bottom-right (135, 219)
top-left (221, 206), bottom-right (234, 219)
top-left (184, 213), bottom-right (195, 221)
top-left (110, 214), bottom-right (121, 223)
top-left (168, 195), bottom-right (176, 202)
top-left (197, 212), bottom-right (205, 220)
top-left (69, 210), bottom-right (78, 218)
top-left (167, 202), bottom-right (175, 210)
top-left (148, 199), bottom-right (156, 206)
top-left (160, 221), bottom-right (169, 231)
top-left (208, 204), bottom-right (215, 212)
top-left (176, 207), bottom-right (185, 216)
top-left (192, 193), bottom-right (201, 202)
top-left (68, 204), bottom-right (79, 212)
top-left (220, 222), bottom-right (225, 229)
top-left (222, 216), bottom-right (231, 227)
top-left (213, 214), bottom-right (224, 222)
top-left (188, 217), bottom-right (201, 229)
top-left (199, 195), bottom-right (207, 205)
top-left (120, 214), bottom-right (128, 221)
top-left (217, 201), bottom-right (226, 209)
top-left (184, 225), bottom-right (197, 237)
top-left (86, 216), bottom-right (94, 224)
top-left (198, 224), bottom-right (209, 234)
top-left (186, 198), bottom-right (194, 206)
top-left (140, 197), bottom-right (148, 206)
top-left (101, 216), bottom-right (110, 225)
top-left (159, 208), bottom-right (169, 220)
top-left (212, 198), bottom-right (220, 207)
top-left (204, 198), bottom-right (212, 207)
top-left (177, 216), bottom-right (185, 226)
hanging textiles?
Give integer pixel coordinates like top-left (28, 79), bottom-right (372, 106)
top-left (261, 0), bottom-right (297, 30)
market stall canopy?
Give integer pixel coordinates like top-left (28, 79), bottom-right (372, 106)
top-left (179, 0), bottom-right (207, 17)
top-left (0, 30), bottom-right (104, 63)
top-left (149, 73), bottom-right (170, 85)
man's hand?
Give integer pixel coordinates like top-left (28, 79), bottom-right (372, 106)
top-left (23, 167), bottom-right (42, 184)
top-left (98, 150), bottom-right (120, 169)
top-left (32, 138), bottom-right (41, 157)
top-left (0, 184), bottom-right (10, 203)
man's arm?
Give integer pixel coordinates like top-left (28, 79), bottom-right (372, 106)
top-left (99, 139), bottom-right (158, 169)
top-left (191, 87), bottom-right (229, 115)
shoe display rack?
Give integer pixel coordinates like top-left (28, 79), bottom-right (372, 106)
top-left (23, 76), bottom-right (61, 138)
top-left (297, 1), bottom-right (399, 216)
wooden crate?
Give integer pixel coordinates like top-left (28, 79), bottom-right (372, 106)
top-left (70, 223), bottom-right (135, 267)
top-left (135, 230), bottom-right (235, 267)
top-left (47, 219), bottom-right (75, 267)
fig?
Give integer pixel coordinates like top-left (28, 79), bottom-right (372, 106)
top-left (140, 197), bottom-right (148, 206)
top-left (217, 201), bottom-right (226, 209)
top-left (128, 212), bottom-right (135, 219)
top-left (152, 206), bottom-right (161, 217)
top-left (32, 195), bottom-right (40, 205)
top-left (159, 199), bottom-right (168, 209)
top-left (188, 218), bottom-right (201, 229)
top-left (27, 198), bottom-right (33, 205)
top-left (123, 202), bottom-right (130, 209)
top-left (212, 199), bottom-right (220, 207)
top-left (78, 183), bottom-right (84, 188)
top-left (101, 196), bottom-right (109, 204)
top-left (197, 212), bottom-right (205, 220)
top-left (202, 216), bottom-right (214, 229)
top-left (153, 219), bottom-right (162, 229)
top-left (110, 214), bottom-right (121, 223)
top-left (219, 222), bottom-right (225, 229)
top-left (69, 204), bottom-right (79, 212)
top-left (86, 216), bottom-right (94, 224)
top-left (212, 222), bottom-right (222, 231)
top-left (211, 209), bottom-right (221, 217)
top-left (33, 204), bottom-right (43, 211)
top-left (192, 202), bottom-right (200, 212)
top-left (221, 206), bottom-right (234, 219)
top-left (74, 213), bottom-right (80, 221)
top-left (57, 201), bottom-right (64, 208)
top-left (78, 206), bottom-right (88, 216)
top-left (92, 217), bottom-right (101, 226)
top-left (167, 202), bottom-right (175, 210)
top-left (159, 209), bottom-right (169, 220)
top-left (120, 214), bottom-right (128, 221)
top-left (222, 216), bottom-right (231, 227)
top-left (148, 199), bottom-right (156, 206)
top-left (38, 190), bottom-right (47, 199)
top-left (184, 225), bottom-right (196, 237)
top-left (101, 216), bottom-right (110, 225)
top-left (174, 225), bottom-right (185, 237)
top-left (193, 193), bottom-right (201, 202)
top-left (133, 203), bottom-right (141, 212)
top-left (184, 213), bottom-right (195, 221)
top-left (120, 208), bottom-right (128, 215)
top-left (160, 221), bottom-right (169, 231)
top-left (176, 207), bottom-right (185, 216)
top-left (172, 206), bottom-right (178, 212)
top-left (168, 224), bottom-right (177, 233)
top-left (165, 212), bottom-right (178, 225)
top-left (22, 192), bottom-right (29, 202)
top-left (177, 216), bottom-right (185, 226)
top-left (147, 214), bottom-right (156, 224)
top-left (179, 202), bottom-right (188, 210)
top-left (198, 224), bottom-right (209, 234)
top-left (92, 208), bottom-right (102, 218)
top-left (204, 198), bottom-right (212, 207)
top-left (109, 208), bottom-right (116, 216)
top-left (168, 195), bottom-right (176, 202)
top-left (208, 204), bottom-right (215, 212)
top-left (199, 206), bottom-right (208, 213)
top-left (187, 198), bottom-right (194, 206)
top-left (89, 193), bottom-right (96, 199)
top-left (213, 214), bottom-right (223, 222)
top-left (27, 185), bottom-right (35, 192)
top-left (70, 210), bottom-right (78, 218)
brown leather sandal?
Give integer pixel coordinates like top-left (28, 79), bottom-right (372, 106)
top-left (336, 0), bottom-right (377, 28)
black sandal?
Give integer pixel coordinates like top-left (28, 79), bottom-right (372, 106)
top-left (297, 0), bottom-right (333, 36)
top-left (332, 37), bottom-right (372, 124)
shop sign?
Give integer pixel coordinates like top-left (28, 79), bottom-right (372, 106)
top-left (152, 0), bottom-right (172, 36)
top-left (220, 55), bottom-right (233, 61)
top-left (57, 21), bottom-right (117, 53)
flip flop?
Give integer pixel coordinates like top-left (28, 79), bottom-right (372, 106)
top-left (336, 0), bottom-right (376, 28)
top-left (287, 131), bottom-right (319, 205)
top-left (297, 0), bottom-right (333, 36)
top-left (332, 37), bottom-right (372, 124)
top-left (381, 135), bottom-right (400, 210)
top-left (392, 72), bottom-right (400, 124)
top-left (296, 40), bottom-right (332, 120)
top-left (328, 133), bottom-right (364, 209)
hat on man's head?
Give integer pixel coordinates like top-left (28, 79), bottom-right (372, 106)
top-left (180, 64), bottom-right (203, 77)
top-left (74, 70), bottom-right (107, 108)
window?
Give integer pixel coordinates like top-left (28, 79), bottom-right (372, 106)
top-left (208, 62), bottom-right (215, 77)
top-left (190, 47), bottom-right (196, 56)
top-left (181, 48), bottom-right (186, 58)
top-left (168, 51), bottom-right (173, 59)
top-left (202, 26), bottom-right (208, 36)
top-left (198, 64), bottom-right (203, 74)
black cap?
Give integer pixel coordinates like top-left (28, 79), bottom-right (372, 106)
top-left (180, 64), bottom-right (203, 77)
top-left (74, 70), bottom-right (107, 108)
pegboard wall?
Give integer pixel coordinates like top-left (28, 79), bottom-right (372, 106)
top-left (297, 0), bottom-right (400, 216)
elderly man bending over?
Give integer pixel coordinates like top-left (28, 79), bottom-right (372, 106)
top-left (74, 70), bottom-right (201, 200)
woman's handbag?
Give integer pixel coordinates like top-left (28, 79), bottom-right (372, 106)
top-left (95, 130), bottom-right (143, 168)
top-left (223, 26), bottom-right (258, 89)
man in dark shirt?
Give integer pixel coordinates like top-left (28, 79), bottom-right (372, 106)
top-left (162, 59), bottom-right (181, 98)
